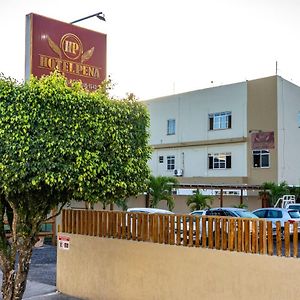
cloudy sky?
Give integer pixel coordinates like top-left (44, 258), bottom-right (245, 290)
top-left (1, 0), bottom-right (300, 100)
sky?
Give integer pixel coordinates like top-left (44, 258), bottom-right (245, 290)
top-left (1, 0), bottom-right (300, 100)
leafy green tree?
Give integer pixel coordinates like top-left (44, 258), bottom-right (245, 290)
top-left (147, 176), bottom-right (178, 211)
top-left (261, 181), bottom-right (290, 206)
top-left (186, 189), bottom-right (213, 211)
top-left (0, 72), bottom-right (151, 299)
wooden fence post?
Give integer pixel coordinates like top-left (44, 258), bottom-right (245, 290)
top-left (182, 215), bottom-right (187, 246)
top-left (215, 218), bottom-right (221, 250)
top-left (237, 219), bottom-right (243, 252)
top-left (208, 217), bottom-right (214, 249)
top-left (276, 221), bottom-right (282, 257)
top-left (293, 222), bottom-right (298, 258)
top-left (267, 221), bottom-right (273, 255)
top-left (170, 215), bottom-right (175, 245)
top-left (195, 217), bottom-right (200, 248)
top-left (201, 217), bottom-right (207, 248)
top-left (284, 222), bottom-right (290, 257)
top-left (176, 215), bottom-right (181, 246)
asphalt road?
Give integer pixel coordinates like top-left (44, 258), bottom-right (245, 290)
top-left (28, 243), bottom-right (58, 286)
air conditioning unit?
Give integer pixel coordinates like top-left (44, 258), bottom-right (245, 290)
top-left (173, 168), bottom-right (183, 177)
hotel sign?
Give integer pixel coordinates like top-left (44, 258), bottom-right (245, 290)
top-left (25, 13), bottom-right (106, 91)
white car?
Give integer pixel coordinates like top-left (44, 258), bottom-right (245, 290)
top-left (189, 210), bottom-right (206, 217)
top-left (127, 207), bottom-right (174, 215)
top-left (252, 207), bottom-right (300, 235)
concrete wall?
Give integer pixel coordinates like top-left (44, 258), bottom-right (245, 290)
top-left (247, 76), bottom-right (278, 185)
top-left (57, 234), bottom-right (300, 300)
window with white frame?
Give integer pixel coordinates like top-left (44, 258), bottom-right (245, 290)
top-left (208, 153), bottom-right (231, 169)
top-left (253, 150), bottom-right (270, 168)
top-left (209, 111), bottom-right (232, 130)
top-left (159, 156), bottom-right (164, 163)
top-left (167, 119), bottom-right (176, 135)
top-left (167, 155), bottom-right (175, 170)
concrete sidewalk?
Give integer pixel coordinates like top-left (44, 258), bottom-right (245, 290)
top-left (24, 281), bottom-right (79, 299)
top-left (0, 275), bottom-right (79, 299)
top-left (23, 280), bottom-right (56, 299)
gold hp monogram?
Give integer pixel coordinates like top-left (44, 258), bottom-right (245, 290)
top-left (60, 33), bottom-right (83, 60)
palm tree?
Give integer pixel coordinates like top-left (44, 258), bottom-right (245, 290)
top-left (186, 189), bottom-right (213, 212)
top-left (147, 175), bottom-right (178, 211)
top-left (233, 203), bottom-right (248, 209)
top-left (261, 181), bottom-right (290, 206)
top-left (114, 198), bottom-right (129, 211)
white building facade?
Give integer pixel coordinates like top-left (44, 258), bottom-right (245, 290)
top-left (144, 76), bottom-right (300, 187)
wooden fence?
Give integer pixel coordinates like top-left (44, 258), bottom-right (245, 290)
top-left (61, 209), bottom-right (299, 258)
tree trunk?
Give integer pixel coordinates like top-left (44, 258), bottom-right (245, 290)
top-left (1, 239), bottom-right (35, 300)
top-left (1, 268), bottom-right (15, 300)
top-left (145, 193), bottom-right (150, 208)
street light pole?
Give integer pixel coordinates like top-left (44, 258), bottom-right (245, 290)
top-left (70, 12), bottom-right (106, 24)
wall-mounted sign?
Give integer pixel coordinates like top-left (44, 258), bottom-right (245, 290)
top-left (25, 13), bottom-right (106, 91)
top-left (58, 235), bottom-right (70, 250)
top-left (251, 131), bottom-right (275, 150)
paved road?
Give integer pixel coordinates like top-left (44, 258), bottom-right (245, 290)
top-left (28, 244), bottom-right (58, 286)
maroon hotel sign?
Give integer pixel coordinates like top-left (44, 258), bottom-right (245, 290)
top-left (25, 13), bottom-right (106, 91)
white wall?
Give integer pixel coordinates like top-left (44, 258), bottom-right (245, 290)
top-left (145, 82), bottom-right (248, 145)
top-left (149, 143), bottom-right (247, 177)
top-left (277, 77), bottom-right (300, 185)
top-left (145, 82), bottom-right (248, 178)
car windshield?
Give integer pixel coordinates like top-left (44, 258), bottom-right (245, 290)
top-left (234, 210), bottom-right (258, 218)
top-left (288, 210), bottom-right (300, 218)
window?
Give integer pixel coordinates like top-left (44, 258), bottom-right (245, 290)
top-left (253, 150), bottom-right (269, 168)
top-left (167, 155), bottom-right (175, 170)
top-left (209, 111), bottom-right (232, 130)
top-left (266, 210), bottom-right (282, 219)
top-left (208, 153), bottom-right (231, 169)
top-left (288, 210), bottom-right (300, 218)
top-left (253, 210), bottom-right (266, 218)
top-left (167, 119), bottom-right (176, 135)
top-left (159, 156), bottom-right (164, 163)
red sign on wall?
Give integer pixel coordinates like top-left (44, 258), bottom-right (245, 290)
top-left (58, 235), bottom-right (70, 250)
top-left (251, 131), bottom-right (275, 150)
top-left (25, 13), bottom-right (106, 91)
